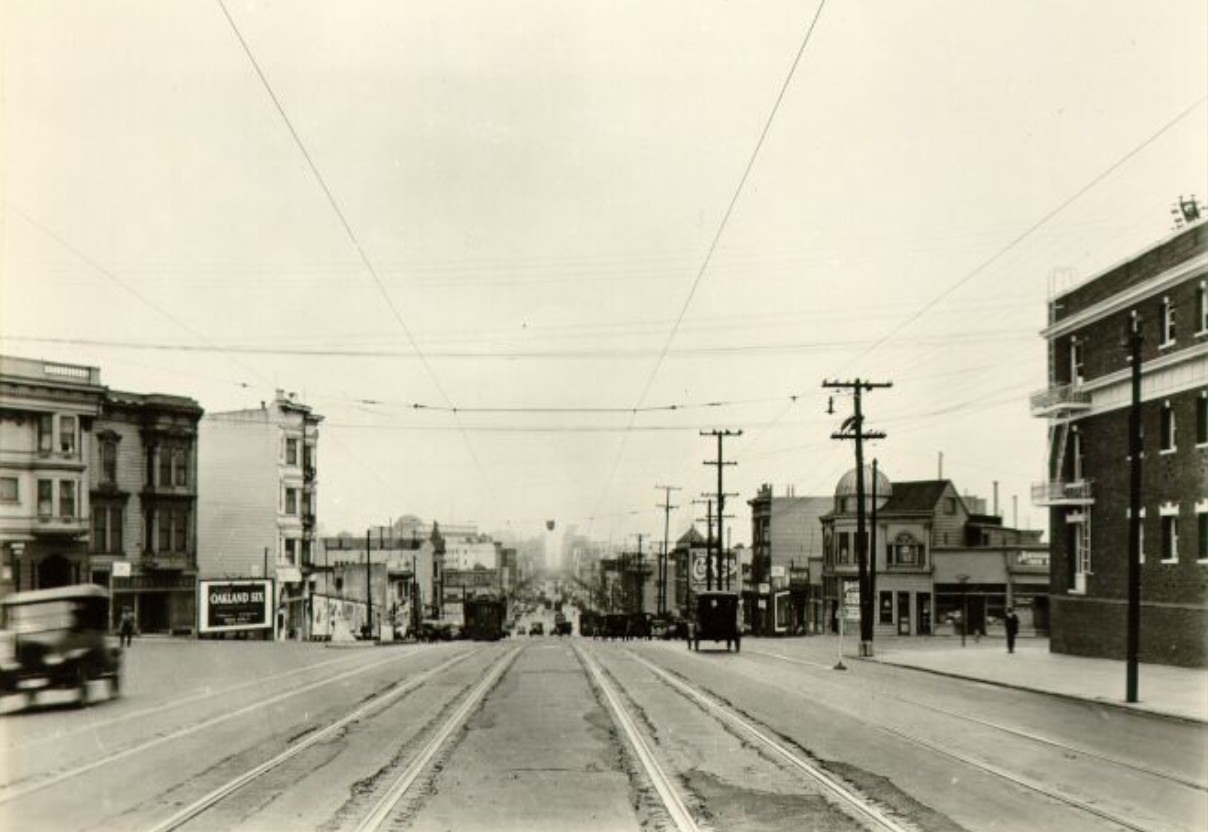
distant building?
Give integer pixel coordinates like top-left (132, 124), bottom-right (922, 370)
top-left (196, 390), bottom-right (322, 640)
top-left (748, 484), bottom-right (831, 635)
top-left (1033, 221), bottom-right (1206, 667)
top-left (822, 470), bottom-right (1049, 639)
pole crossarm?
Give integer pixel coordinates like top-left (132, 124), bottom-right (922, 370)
top-left (821, 378), bottom-right (890, 655)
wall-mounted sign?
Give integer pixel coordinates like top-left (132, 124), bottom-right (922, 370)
top-left (112, 561), bottom-right (132, 578)
top-left (198, 579), bottom-right (273, 633)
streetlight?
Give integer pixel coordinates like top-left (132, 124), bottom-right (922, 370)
top-left (957, 574), bottom-right (970, 648)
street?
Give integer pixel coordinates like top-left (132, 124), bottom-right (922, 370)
top-left (1, 637), bottom-right (1203, 832)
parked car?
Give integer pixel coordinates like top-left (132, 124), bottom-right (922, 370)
top-left (0, 584), bottom-right (123, 709)
top-left (529, 621), bottom-right (544, 636)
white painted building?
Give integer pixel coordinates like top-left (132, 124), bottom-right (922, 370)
top-left (197, 390), bottom-right (322, 639)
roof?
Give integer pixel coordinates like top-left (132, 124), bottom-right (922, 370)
top-left (879, 480), bottom-right (954, 514)
top-left (1, 584), bottom-right (109, 606)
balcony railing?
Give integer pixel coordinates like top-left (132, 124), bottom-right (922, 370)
top-left (1030, 384), bottom-right (1091, 416)
top-left (1032, 479), bottom-right (1095, 506)
top-left (32, 515), bottom-right (89, 536)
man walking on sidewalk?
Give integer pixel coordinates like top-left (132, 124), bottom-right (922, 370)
top-left (1005, 607), bottom-right (1019, 654)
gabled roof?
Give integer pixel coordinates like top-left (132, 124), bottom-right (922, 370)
top-left (676, 526), bottom-right (706, 547)
top-left (879, 480), bottom-right (954, 514)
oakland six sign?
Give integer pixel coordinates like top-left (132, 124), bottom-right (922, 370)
top-left (198, 579), bottom-right (273, 633)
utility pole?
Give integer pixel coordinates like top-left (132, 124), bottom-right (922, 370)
top-left (871, 458), bottom-right (879, 634)
top-left (823, 378), bottom-right (891, 657)
top-left (1125, 315), bottom-right (1143, 703)
top-left (634, 534), bottom-right (647, 615)
top-left (365, 529), bottom-right (374, 640)
top-left (656, 486), bottom-right (680, 616)
top-left (702, 430), bottom-right (742, 594)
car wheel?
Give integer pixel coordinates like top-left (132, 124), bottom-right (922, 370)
top-left (75, 668), bottom-right (90, 708)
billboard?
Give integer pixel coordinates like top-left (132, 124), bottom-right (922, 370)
top-left (199, 579), bottom-right (273, 633)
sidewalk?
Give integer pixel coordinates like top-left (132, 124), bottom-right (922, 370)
top-left (860, 636), bottom-right (1208, 723)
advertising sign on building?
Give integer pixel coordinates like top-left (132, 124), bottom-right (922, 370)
top-left (691, 549), bottom-right (737, 591)
top-left (198, 579), bottom-right (273, 633)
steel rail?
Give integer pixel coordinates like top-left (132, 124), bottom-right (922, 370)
top-left (351, 645), bottom-right (522, 832)
top-left (745, 647), bottom-right (1207, 792)
top-left (629, 652), bottom-right (915, 832)
top-left (576, 645), bottom-right (704, 832)
top-left (638, 650), bottom-right (1174, 832)
top-left (145, 647), bottom-right (483, 832)
top-left (0, 644), bottom-right (466, 806)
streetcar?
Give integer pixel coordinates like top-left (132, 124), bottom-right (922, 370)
top-left (691, 591), bottom-right (741, 652)
top-left (0, 584), bottom-right (123, 709)
top-left (463, 597), bottom-right (507, 641)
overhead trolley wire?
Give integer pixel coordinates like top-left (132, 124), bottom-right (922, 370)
top-left (587, 0), bottom-right (831, 535)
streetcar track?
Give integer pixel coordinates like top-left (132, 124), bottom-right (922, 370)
top-left (350, 645), bottom-right (522, 832)
top-left (575, 643), bottom-right (706, 832)
top-left (744, 646), bottom-right (1208, 792)
top-left (621, 648), bottom-right (916, 832)
top-left (1, 646), bottom-right (388, 752)
top-left (632, 649), bottom-right (1174, 832)
top-left (145, 646), bottom-right (488, 832)
top-left (0, 644), bottom-right (476, 805)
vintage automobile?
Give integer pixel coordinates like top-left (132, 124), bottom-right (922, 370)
top-left (0, 584), bottom-right (123, 709)
top-left (692, 590), bottom-right (741, 652)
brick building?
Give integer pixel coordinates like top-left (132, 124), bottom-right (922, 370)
top-left (1033, 221), bottom-right (1207, 666)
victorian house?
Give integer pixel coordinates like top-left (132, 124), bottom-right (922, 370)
top-left (0, 356), bottom-right (106, 597)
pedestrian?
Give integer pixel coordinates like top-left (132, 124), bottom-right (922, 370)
top-left (1005, 607), bottom-right (1020, 654)
top-left (119, 609), bottom-right (135, 648)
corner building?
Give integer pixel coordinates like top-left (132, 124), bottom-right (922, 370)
top-left (1033, 221), bottom-right (1207, 667)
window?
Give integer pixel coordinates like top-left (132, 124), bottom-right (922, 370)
top-left (944, 497), bottom-right (958, 514)
top-left (879, 591), bottom-right (893, 624)
top-left (59, 416), bottom-right (76, 454)
top-left (285, 488), bottom-right (298, 515)
top-left (173, 448), bottom-right (188, 487)
top-left (1197, 506), bottom-right (1207, 562)
top-left (1197, 281), bottom-right (1207, 334)
top-left (59, 480), bottom-right (76, 518)
top-left (1197, 393), bottom-right (1207, 446)
top-left (1067, 510), bottom-right (1091, 593)
top-left (37, 414), bottom-right (53, 452)
top-left (284, 538), bottom-right (298, 565)
top-left (1160, 401), bottom-right (1176, 453)
top-left (92, 505), bottom-right (124, 554)
top-left (0, 478), bottom-right (17, 503)
top-left (1071, 430), bottom-right (1084, 480)
top-left (286, 438), bottom-right (299, 466)
top-left (1159, 296), bottom-right (1176, 346)
top-left (174, 509), bottom-right (188, 552)
top-left (158, 446), bottom-right (172, 487)
top-left (37, 480), bottom-right (53, 516)
top-left (101, 441), bottom-right (118, 484)
top-left (1127, 507), bottom-right (1146, 564)
top-left (1160, 506), bottom-right (1179, 563)
top-left (890, 532), bottom-right (922, 566)
top-left (837, 532), bottom-right (851, 564)
top-left (158, 508), bottom-right (171, 551)
top-left (1069, 337), bottom-right (1084, 384)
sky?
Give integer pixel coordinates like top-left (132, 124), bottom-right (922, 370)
top-left (2, 1), bottom-right (1206, 552)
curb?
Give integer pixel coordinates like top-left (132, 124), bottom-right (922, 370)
top-left (861, 656), bottom-right (1208, 726)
